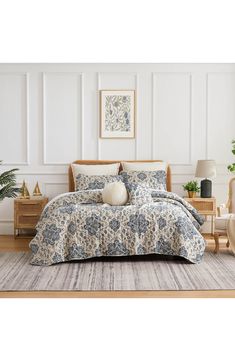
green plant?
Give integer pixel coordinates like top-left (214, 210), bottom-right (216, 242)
top-left (182, 180), bottom-right (200, 192)
top-left (228, 139), bottom-right (235, 173)
top-left (0, 161), bottom-right (20, 201)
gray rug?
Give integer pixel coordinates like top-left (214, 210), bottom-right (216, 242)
top-left (0, 251), bottom-right (235, 291)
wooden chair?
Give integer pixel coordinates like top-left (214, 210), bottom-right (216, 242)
top-left (214, 177), bottom-right (235, 253)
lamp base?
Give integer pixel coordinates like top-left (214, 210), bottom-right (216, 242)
top-left (200, 179), bottom-right (212, 198)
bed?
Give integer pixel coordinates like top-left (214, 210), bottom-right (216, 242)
top-left (29, 160), bottom-right (206, 266)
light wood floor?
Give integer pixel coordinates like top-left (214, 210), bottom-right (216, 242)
top-left (0, 234), bottom-right (234, 298)
top-left (0, 235), bottom-right (31, 252)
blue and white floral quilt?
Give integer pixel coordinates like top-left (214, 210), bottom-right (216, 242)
top-left (29, 190), bottom-right (205, 266)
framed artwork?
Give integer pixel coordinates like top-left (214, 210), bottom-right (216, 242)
top-left (100, 90), bottom-right (135, 138)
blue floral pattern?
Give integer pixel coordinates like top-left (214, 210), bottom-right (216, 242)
top-left (42, 224), bottom-right (61, 245)
top-left (30, 244), bottom-right (39, 254)
top-left (109, 219), bottom-right (120, 232)
top-left (121, 170), bottom-right (166, 191)
top-left (75, 174), bottom-right (123, 191)
top-left (29, 189), bottom-right (205, 266)
top-left (69, 243), bottom-right (86, 259)
top-left (68, 221), bottom-right (77, 235)
top-left (137, 172), bottom-right (147, 181)
top-left (59, 204), bottom-right (77, 214)
top-left (127, 183), bottom-right (153, 206)
top-left (158, 216), bottom-right (167, 230)
top-left (107, 240), bottom-right (128, 256)
top-left (127, 214), bottom-right (149, 236)
top-left (52, 252), bottom-right (63, 264)
top-left (84, 214), bottom-right (101, 236)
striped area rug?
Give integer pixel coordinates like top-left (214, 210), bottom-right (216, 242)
top-left (0, 251), bottom-right (235, 291)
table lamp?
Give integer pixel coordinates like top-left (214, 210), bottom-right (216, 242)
top-left (195, 160), bottom-right (216, 198)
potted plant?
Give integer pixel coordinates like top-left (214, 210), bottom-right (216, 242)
top-left (182, 180), bottom-right (200, 198)
top-left (0, 161), bottom-right (20, 202)
top-left (228, 139), bottom-right (235, 173)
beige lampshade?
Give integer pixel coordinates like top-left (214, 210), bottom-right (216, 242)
top-left (195, 160), bottom-right (216, 178)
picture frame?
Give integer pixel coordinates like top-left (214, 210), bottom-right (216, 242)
top-left (100, 90), bottom-right (135, 138)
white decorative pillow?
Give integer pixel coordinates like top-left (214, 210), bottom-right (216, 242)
top-left (102, 182), bottom-right (128, 206)
top-left (122, 161), bottom-right (167, 172)
top-left (71, 163), bottom-right (120, 187)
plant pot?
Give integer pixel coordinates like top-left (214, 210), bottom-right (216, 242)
top-left (188, 191), bottom-right (196, 198)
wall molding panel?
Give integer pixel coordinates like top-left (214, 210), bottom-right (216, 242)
top-left (97, 72), bottom-right (101, 160)
top-left (134, 73), bottom-right (139, 160)
top-left (0, 63), bottom-right (234, 234)
top-left (0, 72), bottom-right (29, 165)
top-left (80, 73), bottom-right (85, 160)
top-left (206, 72), bottom-right (235, 165)
top-left (42, 72), bottom-right (84, 165)
top-left (152, 72), bottom-right (193, 166)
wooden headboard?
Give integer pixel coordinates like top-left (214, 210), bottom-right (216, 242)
top-left (69, 160), bottom-right (171, 192)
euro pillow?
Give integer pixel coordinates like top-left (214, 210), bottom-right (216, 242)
top-left (121, 170), bottom-right (167, 191)
top-left (71, 163), bottom-right (120, 188)
top-left (122, 161), bottom-right (167, 172)
top-left (102, 182), bottom-right (128, 206)
top-left (75, 174), bottom-right (123, 191)
top-left (127, 183), bottom-right (153, 206)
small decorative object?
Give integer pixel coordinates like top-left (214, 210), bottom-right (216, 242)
top-left (0, 160), bottom-right (20, 202)
top-left (228, 139), bottom-right (235, 173)
top-left (100, 90), bottom-right (135, 138)
top-left (20, 180), bottom-right (30, 199)
top-left (102, 182), bottom-right (128, 206)
top-left (183, 180), bottom-right (200, 198)
top-left (33, 182), bottom-right (42, 196)
top-left (195, 160), bottom-right (216, 198)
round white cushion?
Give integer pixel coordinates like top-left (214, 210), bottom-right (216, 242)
top-left (102, 182), bottom-right (128, 206)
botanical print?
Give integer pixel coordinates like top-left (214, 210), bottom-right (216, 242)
top-left (100, 90), bottom-right (135, 138)
top-left (105, 95), bottom-right (131, 132)
top-left (29, 188), bottom-right (205, 266)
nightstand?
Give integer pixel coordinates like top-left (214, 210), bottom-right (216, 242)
top-left (14, 197), bottom-right (48, 239)
top-left (184, 197), bottom-right (216, 235)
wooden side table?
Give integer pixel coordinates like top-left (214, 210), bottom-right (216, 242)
top-left (184, 197), bottom-right (216, 236)
top-left (14, 197), bottom-right (48, 239)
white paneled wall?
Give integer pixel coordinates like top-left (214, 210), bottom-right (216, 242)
top-left (43, 72), bottom-right (83, 164)
top-left (153, 73), bottom-right (192, 164)
top-left (0, 73), bottom-right (29, 165)
top-left (0, 63), bottom-right (235, 234)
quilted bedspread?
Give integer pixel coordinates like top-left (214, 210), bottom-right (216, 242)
top-left (29, 190), bottom-right (205, 266)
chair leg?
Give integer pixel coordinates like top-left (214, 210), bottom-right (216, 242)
top-left (226, 239), bottom-right (230, 248)
top-left (214, 232), bottom-right (220, 253)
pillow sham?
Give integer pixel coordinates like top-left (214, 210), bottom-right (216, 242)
top-left (122, 161), bottom-right (167, 172)
top-left (75, 174), bottom-right (123, 191)
top-left (71, 163), bottom-right (120, 188)
top-left (121, 170), bottom-right (167, 191)
top-left (127, 183), bottom-right (153, 206)
top-left (102, 182), bottom-right (128, 206)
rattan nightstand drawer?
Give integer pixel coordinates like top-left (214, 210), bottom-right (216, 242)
top-left (17, 202), bottom-right (43, 214)
top-left (16, 214), bottom-right (40, 228)
top-left (14, 197), bottom-right (48, 239)
top-left (188, 200), bottom-right (215, 213)
top-left (184, 197), bottom-right (216, 215)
